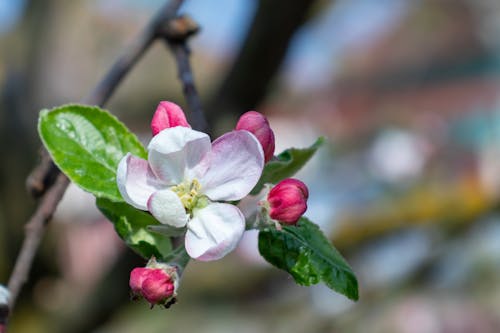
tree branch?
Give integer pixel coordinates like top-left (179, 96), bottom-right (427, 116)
top-left (161, 16), bottom-right (208, 133)
top-left (2, 0), bottom-right (185, 328)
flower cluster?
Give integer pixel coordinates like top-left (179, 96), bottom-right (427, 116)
top-left (118, 101), bottom-right (309, 263)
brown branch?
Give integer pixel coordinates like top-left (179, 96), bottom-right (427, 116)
top-left (161, 16), bottom-right (208, 133)
top-left (27, 0), bottom-right (185, 198)
top-left (84, 0), bottom-right (185, 106)
top-left (3, 0), bottom-right (185, 328)
top-left (7, 174), bottom-right (69, 306)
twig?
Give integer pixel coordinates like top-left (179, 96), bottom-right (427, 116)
top-left (7, 174), bottom-right (69, 306)
top-left (161, 16), bottom-right (208, 132)
top-left (84, 0), bottom-right (184, 106)
top-left (3, 0), bottom-right (184, 328)
top-left (27, 0), bottom-right (185, 197)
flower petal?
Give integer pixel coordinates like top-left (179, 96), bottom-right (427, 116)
top-left (185, 203), bottom-right (245, 261)
top-left (199, 131), bottom-right (264, 201)
top-left (148, 189), bottom-right (188, 227)
top-left (148, 127), bottom-right (211, 184)
top-left (117, 153), bottom-right (165, 210)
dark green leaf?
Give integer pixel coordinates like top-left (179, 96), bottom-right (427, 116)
top-left (96, 198), bottom-right (172, 260)
top-left (38, 104), bottom-right (146, 201)
top-left (252, 137), bottom-right (324, 194)
top-left (258, 217), bottom-right (359, 300)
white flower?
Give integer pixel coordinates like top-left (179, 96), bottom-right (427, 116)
top-left (117, 126), bottom-right (264, 261)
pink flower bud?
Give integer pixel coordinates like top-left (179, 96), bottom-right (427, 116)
top-left (267, 178), bottom-right (309, 225)
top-left (129, 259), bottom-right (178, 307)
top-left (140, 269), bottom-right (175, 304)
top-left (236, 111), bottom-right (275, 162)
top-left (151, 101), bottom-right (190, 136)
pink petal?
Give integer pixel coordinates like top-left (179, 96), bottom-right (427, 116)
top-left (148, 189), bottom-right (188, 227)
top-left (141, 269), bottom-right (175, 304)
top-left (129, 267), bottom-right (151, 294)
top-left (116, 153), bottom-right (165, 210)
top-left (185, 203), bottom-right (245, 261)
top-left (199, 131), bottom-right (264, 201)
top-left (148, 127), bottom-right (211, 184)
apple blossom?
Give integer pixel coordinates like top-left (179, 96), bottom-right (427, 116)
top-left (236, 111), bottom-right (275, 162)
top-left (117, 120), bottom-right (264, 261)
top-left (151, 101), bottom-right (190, 136)
top-left (267, 178), bottom-right (309, 225)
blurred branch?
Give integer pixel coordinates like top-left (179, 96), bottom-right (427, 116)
top-left (84, 0), bottom-right (185, 106)
top-left (3, 0), bottom-right (185, 329)
top-left (207, 0), bottom-right (320, 124)
top-left (6, 173), bottom-right (69, 307)
top-left (332, 178), bottom-right (492, 251)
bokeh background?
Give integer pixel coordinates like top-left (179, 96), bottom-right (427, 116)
top-left (2, 0), bottom-right (500, 332)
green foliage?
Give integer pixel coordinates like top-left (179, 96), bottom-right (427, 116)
top-left (258, 217), bottom-right (359, 300)
top-left (252, 137), bottom-right (324, 194)
top-left (97, 198), bottom-right (172, 260)
top-left (38, 104), bottom-right (146, 202)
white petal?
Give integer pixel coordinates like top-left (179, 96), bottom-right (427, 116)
top-left (148, 189), bottom-right (188, 228)
top-left (116, 153), bottom-right (165, 210)
top-left (199, 131), bottom-right (264, 201)
top-left (185, 203), bottom-right (245, 261)
top-left (237, 187), bottom-right (268, 221)
top-left (148, 126), bottom-right (211, 183)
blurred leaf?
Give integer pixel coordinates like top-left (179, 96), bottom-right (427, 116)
top-left (147, 224), bottom-right (186, 237)
top-left (258, 217), bottom-right (358, 300)
top-left (38, 104), bottom-right (146, 201)
top-left (97, 198), bottom-right (172, 260)
top-left (252, 137), bottom-right (324, 194)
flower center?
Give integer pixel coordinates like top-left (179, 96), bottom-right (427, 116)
top-left (171, 179), bottom-right (203, 212)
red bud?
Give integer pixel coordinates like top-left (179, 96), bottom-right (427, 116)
top-left (129, 263), bottom-right (177, 306)
top-left (267, 178), bottom-right (308, 225)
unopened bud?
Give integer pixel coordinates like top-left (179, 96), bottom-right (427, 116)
top-left (236, 111), bottom-right (275, 162)
top-left (129, 258), bottom-right (179, 307)
top-left (267, 178), bottom-right (308, 225)
top-left (151, 101), bottom-right (190, 136)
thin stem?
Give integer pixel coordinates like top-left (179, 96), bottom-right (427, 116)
top-left (7, 174), bottom-right (69, 307)
top-left (168, 42), bottom-right (208, 132)
top-left (2, 0), bottom-right (185, 328)
top-left (84, 0), bottom-right (184, 105)
top-left (160, 16), bottom-right (208, 132)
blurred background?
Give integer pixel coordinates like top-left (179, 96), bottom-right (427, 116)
top-left (2, 0), bottom-right (500, 332)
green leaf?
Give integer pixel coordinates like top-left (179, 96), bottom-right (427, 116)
top-left (38, 104), bottom-right (146, 201)
top-left (252, 137), bottom-right (324, 194)
top-left (258, 217), bottom-right (359, 300)
top-left (96, 198), bottom-right (172, 260)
